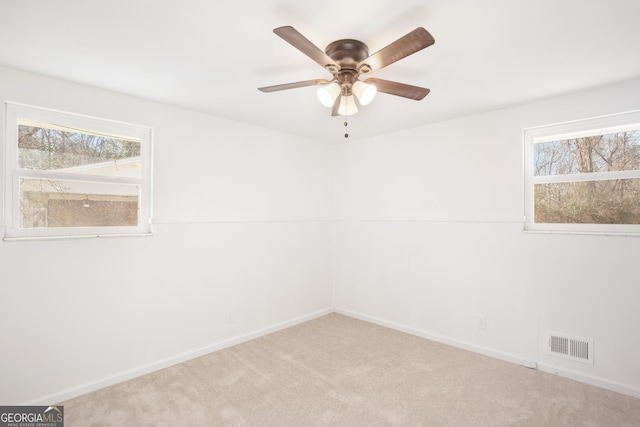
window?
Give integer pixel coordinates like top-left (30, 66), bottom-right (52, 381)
top-left (4, 103), bottom-right (153, 239)
top-left (524, 110), bottom-right (640, 235)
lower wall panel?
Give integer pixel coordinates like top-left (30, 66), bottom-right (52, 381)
top-left (45, 308), bottom-right (333, 405)
top-left (0, 221), bottom-right (334, 405)
top-left (332, 220), bottom-right (640, 397)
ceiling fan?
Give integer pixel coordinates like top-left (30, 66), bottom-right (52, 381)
top-left (258, 26), bottom-right (435, 119)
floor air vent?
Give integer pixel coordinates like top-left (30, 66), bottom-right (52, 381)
top-left (547, 331), bottom-right (593, 365)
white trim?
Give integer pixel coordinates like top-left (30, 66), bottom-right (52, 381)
top-left (3, 102), bottom-right (153, 240)
top-left (537, 362), bottom-right (640, 399)
top-left (333, 217), bottom-right (524, 223)
top-left (3, 232), bottom-right (153, 242)
top-left (524, 222), bottom-right (640, 236)
top-left (22, 306), bottom-right (640, 404)
top-left (333, 308), bottom-right (527, 369)
top-left (151, 216), bottom-right (525, 225)
top-left (524, 109), bottom-right (640, 142)
top-left (16, 169), bottom-right (143, 184)
top-left (21, 307), bottom-right (334, 405)
top-left (523, 109), bottom-right (640, 234)
top-left (6, 101), bottom-right (150, 139)
top-left (523, 229), bottom-right (640, 237)
top-left (335, 308), bottom-right (640, 398)
top-left (152, 215), bottom-right (335, 224)
top-left (533, 169), bottom-right (640, 184)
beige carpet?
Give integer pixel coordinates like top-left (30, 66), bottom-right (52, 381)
top-left (61, 314), bottom-right (640, 426)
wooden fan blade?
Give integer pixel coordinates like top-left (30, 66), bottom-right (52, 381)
top-left (258, 79), bottom-right (330, 93)
top-left (364, 78), bottom-right (430, 100)
top-left (273, 26), bottom-right (340, 71)
top-left (358, 27), bottom-right (435, 72)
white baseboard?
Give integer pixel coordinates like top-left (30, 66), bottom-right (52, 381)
top-left (335, 308), bottom-right (640, 399)
top-left (334, 308), bottom-right (526, 366)
top-left (28, 306), bottom-right (640, 404)
top-left (536, 362), bottom-right (640, 399)
top-left (26, 307), bottom-right (334, 405)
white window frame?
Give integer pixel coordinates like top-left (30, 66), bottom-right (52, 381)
top-left (523, 110), bottom-right (640, 236)
top-left (3, 102), bottom-right (153, 240)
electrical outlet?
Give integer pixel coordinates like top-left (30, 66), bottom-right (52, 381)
top-left (225, 310), bottom-right (234, 325)
top-left (477, 314), bottom-right (487, 331)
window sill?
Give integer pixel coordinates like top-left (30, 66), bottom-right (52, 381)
top-left (522, 229), bottom-right (640, 237)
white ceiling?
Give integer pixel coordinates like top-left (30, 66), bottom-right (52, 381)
top-left (2, 0), bottom-right (640, 143)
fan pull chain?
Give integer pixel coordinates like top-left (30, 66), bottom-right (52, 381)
top-left (343, 95), bottom-right (349, 139)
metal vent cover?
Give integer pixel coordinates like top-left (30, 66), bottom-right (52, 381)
top-left (547, 331), bottom-right (594, 365)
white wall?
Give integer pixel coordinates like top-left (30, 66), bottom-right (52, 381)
top-left (0, 66), bottom-right (334, 404)
top-left (2, 64), bottom-right (639, 404)
top-left (333, 78), bottom-right (640, 397)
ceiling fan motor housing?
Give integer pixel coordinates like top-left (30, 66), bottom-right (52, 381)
top-left (325, 39), bottom-right (369, 67)
top-left (325, 39), bottom-right (371, 95)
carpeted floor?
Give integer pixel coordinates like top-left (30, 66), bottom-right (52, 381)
top-left (61, 314), bottom-right (640, 426)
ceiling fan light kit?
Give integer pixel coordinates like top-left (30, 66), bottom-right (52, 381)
top-left (316, 82), bottom-right (341, 107)
top-left (258, 25), bottom-right (435, 137)
top-left (337, 94), bottom-right (358, 116)
top-left (352, 81), bottom-right (377, 105)
top-left (316, 81), bottom-right (374, 113)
